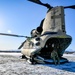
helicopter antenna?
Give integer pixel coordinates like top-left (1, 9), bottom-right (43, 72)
top-left (28, 0), bottom-right (53, 9)
top-left (64, 5), bottom-right (75, 9)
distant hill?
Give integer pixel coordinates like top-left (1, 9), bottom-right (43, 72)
top-left (0, 49), bottom-right (74, 54)
top-left (65, 49), bottom-right (75, 54)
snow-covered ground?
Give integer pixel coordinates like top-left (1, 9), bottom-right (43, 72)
top-left (0, 53), bottom-right (75, 75)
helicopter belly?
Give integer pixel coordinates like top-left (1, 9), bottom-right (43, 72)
top-left (21, 48), bottom-right (41, 57)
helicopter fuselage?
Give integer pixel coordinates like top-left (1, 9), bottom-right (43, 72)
top-left (21, 6), bottom-right (72, 60)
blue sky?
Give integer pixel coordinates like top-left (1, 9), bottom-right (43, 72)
top-left (0, 0), bottom-right (75, 50)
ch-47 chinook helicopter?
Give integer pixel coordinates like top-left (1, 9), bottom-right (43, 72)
top-left (0, 0), bottom-right (75, 65)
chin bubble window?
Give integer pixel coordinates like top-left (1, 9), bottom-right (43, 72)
top-left (35, 42), bottom-right (40, 46)
top-left (35, 37), bottom-right (40, 41)
top-left (33, 37), bottom-right (43, 49)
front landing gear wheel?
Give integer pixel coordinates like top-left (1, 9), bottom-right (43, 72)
top-left (22, 55), bottom-right (28, 60)
top-left (30, 56), bottom-right (37, 65)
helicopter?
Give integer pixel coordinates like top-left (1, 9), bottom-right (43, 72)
top-left (0, 0), bottom-right (75, 65)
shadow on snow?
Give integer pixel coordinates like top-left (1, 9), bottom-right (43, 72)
top-left (42, 61), bottom-right (75, 73)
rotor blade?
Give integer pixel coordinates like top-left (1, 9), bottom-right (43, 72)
top-left (28, 0), bottom-right (53, 9)
top-left (0, 33), bottom-right (26, 38)
top-left (28, 0), bottom-right (41, 4)
top-left (64, 5), bottom-right (75, 9)
top-left (18, 40), bottom-right (26, 49)
top-left (0, 50), bottom-right (21, 53)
